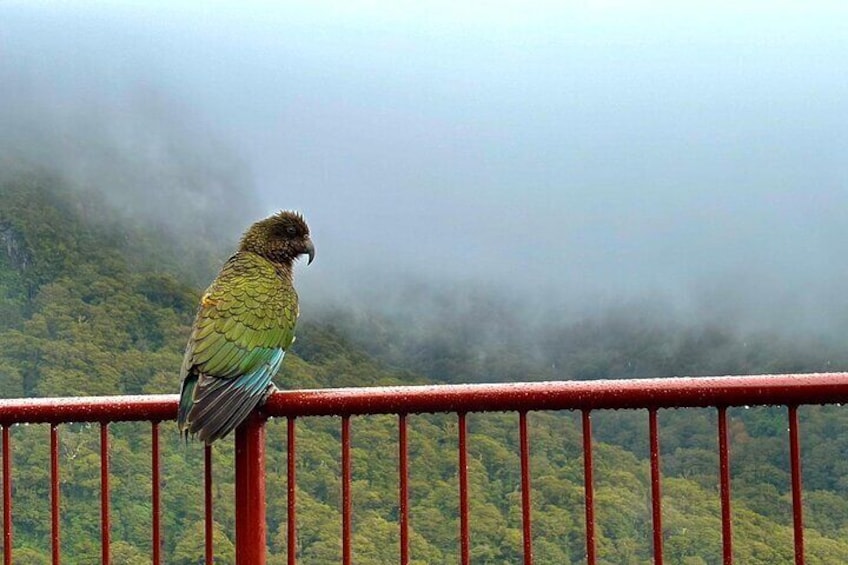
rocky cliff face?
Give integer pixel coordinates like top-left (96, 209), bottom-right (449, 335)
top-left (0, 223), bottom-right (30, 272)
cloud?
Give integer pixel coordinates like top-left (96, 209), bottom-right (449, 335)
top-left (3, 3), bottom-right (848, 337)
top-left (0, 11), bottom-right (261, 246)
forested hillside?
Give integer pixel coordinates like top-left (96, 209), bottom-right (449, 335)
top-left (3, 172), bottom-right (848, 564)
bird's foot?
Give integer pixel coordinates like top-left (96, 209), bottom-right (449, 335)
top-left (262, 382), bottom-right (280, 404)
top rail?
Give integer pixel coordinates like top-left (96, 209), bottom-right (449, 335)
top-left (263, 372), bottom-right (848, 416)
top-left (2, 373), bottom-right (848, 424)
top-left (0, 394), bottom-right (178, 425)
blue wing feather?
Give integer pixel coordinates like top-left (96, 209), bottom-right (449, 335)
top-left (183, 348), bottom-right (285, 443)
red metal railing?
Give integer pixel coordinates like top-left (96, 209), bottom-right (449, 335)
top-left (2, 373), bottom-right (848, 564)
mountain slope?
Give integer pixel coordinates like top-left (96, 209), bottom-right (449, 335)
top-left (2, 171), bottom-right (848, 563)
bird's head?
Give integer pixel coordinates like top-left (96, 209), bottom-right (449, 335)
top-left (239, 211), bottom-right (315, 266)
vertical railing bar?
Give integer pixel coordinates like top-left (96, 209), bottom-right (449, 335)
top-left (287, 417), bottom-right (297, 565)
top-left (649, 409), bottom-right (664, 564)
top-left (519, 411), bottom-right (533, 565)
top-left (718, 406), bottom-right (732, 565)
top-left (458, 412), bottom-right (470, 565)
top-left (234, 415), bottom-right (267, 565)
top-left (398, 414), bottom-right (409, 565)
top-left (2, 425), bottom-right (11, 565)
top-left (151, 422), bottom-right (161, 565)
top-left (204, 444), bottom-right (213, 565)
top-left (100, 423), bottom-right (110, 565)
top-left (341, 416), bottom-right (352, 565)
top-left (50, 424), bottom-right (60, 565)
top-left (788, 405), bottom-right (805, 565)
top-left (582, 410), bottom-right (596, 565)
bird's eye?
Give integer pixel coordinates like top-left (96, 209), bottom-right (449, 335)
top-left (285, 226), bottom-right (297, 236)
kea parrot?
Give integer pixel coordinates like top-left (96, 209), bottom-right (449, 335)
top-left (178, 211), bottom-right (315, 444)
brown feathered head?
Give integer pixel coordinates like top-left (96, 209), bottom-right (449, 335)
top-left (239, 211), bottom-right (315, 265)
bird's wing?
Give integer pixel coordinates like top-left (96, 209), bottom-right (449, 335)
top-left (178, 252), bottom-right (298, 442)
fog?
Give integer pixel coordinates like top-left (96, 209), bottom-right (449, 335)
top-left (3, 3), bottom-right (848, 336)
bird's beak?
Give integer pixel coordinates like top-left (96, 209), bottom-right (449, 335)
top-left (304, 238), bottom-right (315, 265)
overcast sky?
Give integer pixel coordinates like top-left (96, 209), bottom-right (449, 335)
top-left (2, 2), bottom-right (848, 329)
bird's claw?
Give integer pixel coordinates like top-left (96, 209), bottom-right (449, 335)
top-left (262, 382), bottom-right (280, 404)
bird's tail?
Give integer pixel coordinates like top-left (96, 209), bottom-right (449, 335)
top-left (177, 373), bottom-right (198, 441)
top-left (180, 350), bottom-right (284, 444)
top-left (188, 376), bottom-right (272, 443)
